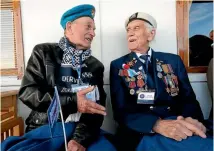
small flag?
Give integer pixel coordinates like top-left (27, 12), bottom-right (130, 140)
top-left (47, 92), bottom-right (60, 129)
top-left (47, 86), bottom-right (68, 151)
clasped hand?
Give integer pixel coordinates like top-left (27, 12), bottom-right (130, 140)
top-left (153, 116), bottom-right (206, 141)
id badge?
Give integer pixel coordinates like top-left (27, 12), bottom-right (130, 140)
top-left (137, 91), bottom-right (155, 104)
top-left (71, 84), bottom-right (97, 102)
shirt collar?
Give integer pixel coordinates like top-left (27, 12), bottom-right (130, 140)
top-left (135, 47), bottom-right (152, 62)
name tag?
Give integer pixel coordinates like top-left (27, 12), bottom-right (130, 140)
top-left (137, 91), bottom-right (155, 104)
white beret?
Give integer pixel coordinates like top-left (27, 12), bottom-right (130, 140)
top-left (125, 12), bottom-right (157, 28)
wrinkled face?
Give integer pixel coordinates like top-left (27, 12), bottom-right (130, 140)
top-left (66, 17), bottom-right (96, 49)
top-left (126, 20), bottom-right (154, 52)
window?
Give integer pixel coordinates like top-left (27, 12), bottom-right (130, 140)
top-left (176, 0), bottom-right (213, 73)
top-left (0, 0), bottom-right (24, 79)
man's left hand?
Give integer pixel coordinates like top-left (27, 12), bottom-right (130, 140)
top-left (68, 140), bottom-right (86, 151)
top-left (177, 116), bottom-right (207, 136)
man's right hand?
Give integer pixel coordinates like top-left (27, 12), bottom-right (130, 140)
top-left (76, 86), bottom-right (106, 116)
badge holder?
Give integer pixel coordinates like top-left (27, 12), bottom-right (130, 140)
top-left (137, 90), bottom-right (155, 104)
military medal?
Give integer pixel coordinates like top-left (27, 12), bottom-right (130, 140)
top-left (163, 76), bottom-right (169, 92)
top-left (166, 87), bottom-right (170, 93)
top-left (172, 74), bottom-right (178, 85)
top-left (130, 77), bottom-right (136, 81)
top-left (162, 64), bottom-right (169, 74)
top-left (137, 74), bottom-right (143, 80)
top-left (170, 88), bottom-right (178, 96)
top-left (125, 77), bottom-right (130, 82)
top-left (168, 79), bottom-right (175, 88)
top-left (122, 64), bottom-right (130, 69)
top-left (130, 89), bottom-right (135, 95)
top-left (156, 64), bottom-right (162, 72)
top-left (157, 72), bottom-right (163, 78)
top-left (167, 64), bottom-right (173, 73)
top-left (137, 79), bottom-right (145, 88)
top-left (129, 81), bottom-right (136, 88)
top-left (123, 69), bottom-right (129, 76)
top-left (118, 69), bottom-right (124, 76)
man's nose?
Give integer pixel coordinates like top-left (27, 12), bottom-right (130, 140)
top-left (127, 30), bottom-right (134, 37)
top-left (90, 30), bottom-right (96, 37)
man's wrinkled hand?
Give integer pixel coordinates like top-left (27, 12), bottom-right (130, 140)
top-left (68, 140), bottom-right (85, 151)
top-left (77, 86), bottom-right (106, 115)
top-left (177, 116), bottom-right (206, 138)
top-left (153, 119), bottom-right (193, 141)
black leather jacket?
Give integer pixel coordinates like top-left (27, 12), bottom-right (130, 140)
top-left (18, 43), bottom-right (106, 147)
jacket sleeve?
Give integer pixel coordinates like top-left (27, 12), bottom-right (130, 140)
top-left (71, 65), bottom-right (106, 147)
top-left (176, 56), bottom-right (204, 121)
top-left (18, 44), bottom-right (78, 113)
top-left (110, 61), bottom-right (159, 134)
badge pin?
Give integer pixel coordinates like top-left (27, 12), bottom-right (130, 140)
top-left (130, 89), bottom-right (135, 95)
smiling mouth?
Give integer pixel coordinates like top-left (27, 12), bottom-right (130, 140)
top-left (129, 39), bottom-right (136, 42)
top-left (85, 38), bottom-right (92, 43)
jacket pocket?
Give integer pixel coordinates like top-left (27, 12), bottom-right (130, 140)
top-left (26, 110), bottom-right (48, 126)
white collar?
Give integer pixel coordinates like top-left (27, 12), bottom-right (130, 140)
top-left (135, 47), bottom-right (152, 62)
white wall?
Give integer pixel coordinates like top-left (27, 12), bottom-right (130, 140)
top-left (17, 0), bottom-right (212, 133)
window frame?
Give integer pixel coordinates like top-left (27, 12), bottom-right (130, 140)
top-left (176, 0), bottom-right (212, 73)
top-left (1, 0), bottom-right (24, 79)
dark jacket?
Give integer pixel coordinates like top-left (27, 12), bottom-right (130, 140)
top-left (18, 43), bottom-right (106, 147)
top-left (110, 50), bottom-right (204, 150)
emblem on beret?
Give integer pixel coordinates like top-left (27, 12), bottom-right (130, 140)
top-left (91, 9), bottom-right (95, 17)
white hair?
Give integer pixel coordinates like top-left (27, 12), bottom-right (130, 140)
top-left (144, 22), bottom-right (156, 42)
top-left (144, 22), bottom-right (155, 32)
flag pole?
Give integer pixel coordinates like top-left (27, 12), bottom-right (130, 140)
top-left (54, 86), bottom-right (68, 151)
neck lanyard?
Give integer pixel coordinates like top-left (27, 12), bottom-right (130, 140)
top-left (71, 54), bottom-right (83, 85)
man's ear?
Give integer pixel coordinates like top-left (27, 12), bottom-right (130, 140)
top-left (65, 22), bottom-right (73, 34)
top-left (148, 29), bottom-right (156, 42)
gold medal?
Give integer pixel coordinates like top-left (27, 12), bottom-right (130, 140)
top-left (131, 77), bottom-right (136, 81)
top-left (125, 77), bottom-right (130, 82)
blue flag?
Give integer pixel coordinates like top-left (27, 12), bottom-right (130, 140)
top-left (47, 87), bottom-right (60, 129)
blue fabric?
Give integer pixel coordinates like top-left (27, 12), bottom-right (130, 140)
top-left (60, 4), bottom-right (95, 29)
top-left (136, 134), bottom-right (213, 151)
top-left (1, 122), bottom-right (116, 151)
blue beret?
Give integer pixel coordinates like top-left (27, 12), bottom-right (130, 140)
top-left (60, 4), bottom-right (95, 29)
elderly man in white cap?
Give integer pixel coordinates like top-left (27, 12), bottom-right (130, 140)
top-left (110, 12), bottom-right (213, 151)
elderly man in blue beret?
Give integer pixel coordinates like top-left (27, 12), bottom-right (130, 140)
top-left (1, 4), bottom-right (116, 151)
top-left (110, 12), bottom-right (213, 151)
